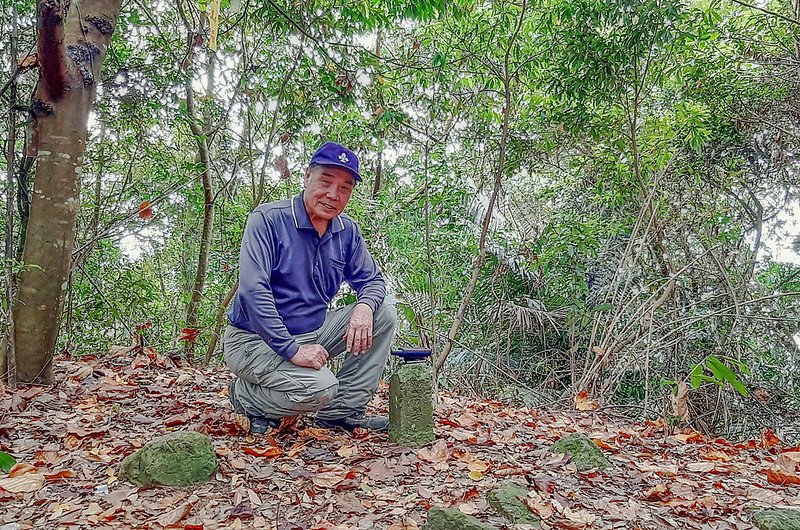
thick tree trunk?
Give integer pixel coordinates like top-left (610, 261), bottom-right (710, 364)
top-left (12, 0), bottom-right (122, 384)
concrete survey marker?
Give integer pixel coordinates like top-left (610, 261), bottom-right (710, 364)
top-left (388, 349), bottom-right (436, 447)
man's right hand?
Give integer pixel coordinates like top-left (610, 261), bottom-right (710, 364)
top-left (290, 344), bottom-right (330, 370)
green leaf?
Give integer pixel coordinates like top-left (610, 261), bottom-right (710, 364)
top-left (592, 302), bottom-right (614, 312)
top-left (706, 356), bottom-right (749, 397)
top-left (0, 451), bottom-right (15, 473)
top-left (689, 364), bottom-right (704, 389)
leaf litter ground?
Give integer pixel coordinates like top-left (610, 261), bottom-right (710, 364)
top-left (1, 347), bottom-right (797, 530)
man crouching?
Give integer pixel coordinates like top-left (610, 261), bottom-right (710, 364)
top-left (224, 141), bottom-right (396, 435)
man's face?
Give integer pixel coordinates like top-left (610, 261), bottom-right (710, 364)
top-left (303, 165), bottom-right (355, 221)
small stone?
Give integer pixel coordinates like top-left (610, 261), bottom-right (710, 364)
top-left (550, 433), bottom-right (609, 471)
top-left (388, 362), bottom-right (435, 447)
top-left (754, 509), bottom-right (800, 530)
top-left (488, 481), bottom-right (539, 524)
top-left (423, 507), bottom-right (499, 530)
top-left (119, 431), bottom-right (217, 487)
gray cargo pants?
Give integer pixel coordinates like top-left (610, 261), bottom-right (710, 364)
top-left (224, 301), bottom-right (396, 421)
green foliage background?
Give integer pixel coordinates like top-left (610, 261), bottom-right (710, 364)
top-left (2, 0), bottom-right (800, 439)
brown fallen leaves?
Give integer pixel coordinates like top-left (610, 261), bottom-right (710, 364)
top-left (0, 346), bottom-right (797, 529)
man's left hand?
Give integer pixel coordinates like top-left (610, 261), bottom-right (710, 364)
top-left (344, 303), bottom-right (374, 355)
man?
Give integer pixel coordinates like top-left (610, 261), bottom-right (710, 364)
top-left (224, 141), bottom-right (396, 435)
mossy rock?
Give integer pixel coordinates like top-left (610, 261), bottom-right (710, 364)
top-left (488, 481), bottom-right (539, 524)
top-left (423, 507), bottom-right (499, 530)
top-left (754, 509), bottom-right (800, 530)
top-left (550, 433), bottom-right (609, 471)
top-left (119, 431), bottom-right (217, 487)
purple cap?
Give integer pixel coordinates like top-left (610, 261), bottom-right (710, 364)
top-left (309, 141), bottom-right (361, 182)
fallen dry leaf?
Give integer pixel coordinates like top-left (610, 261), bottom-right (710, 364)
top-left (687, 462), bottom-right (715, 472)
top-left (0, 473), bottom-right (45, 493)
top-left (574, 390), bottom-right (600, 411)
top-left (669, 381), bottom-right (690, 421)
top-left (761, 428), bottom-right (782, 449)
top-left (642, 483), bottom-right (670, 501)
top-left (674, 431), bottom-right (704, 443)
top-left (417, 439), bottom-right (450, 464)
top-left (156, 495), bottom-right (197, 527)
top-left (765, 468), bottom-right (800, 485)
top-left (44, 469), bottom-right (75, 482)
top-left (242, 446), bottom-right (282, 458)
top-left (7, 463), bottom-right (37, 477)
top-left (312, 469), bottom-right (348, 488)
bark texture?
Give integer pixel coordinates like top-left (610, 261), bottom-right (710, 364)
top-left (13, 0), bottom-right (122, 383)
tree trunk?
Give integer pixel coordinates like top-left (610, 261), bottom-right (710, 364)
top-left (183, 48), bottom-right (215, 357)
top-left (203, 279), bottom-right (238, 365)
top-left (12, 0), bottom-right (122, 384)
top-left (434, 0), bottom-right (526, 372)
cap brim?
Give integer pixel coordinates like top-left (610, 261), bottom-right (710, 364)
top-left (316, 162), bottom-right (361, 182)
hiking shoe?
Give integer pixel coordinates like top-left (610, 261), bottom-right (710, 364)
top-left (228, 379), bottom-right (280, 434)
top-left (315, 413), bottom-right (389, 433)
top-left (248, 415), bottom-right (281, 434)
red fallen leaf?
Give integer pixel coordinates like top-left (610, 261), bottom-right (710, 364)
top-left (592, 438), bottom-right (617, 451)
top-left (44, 469), bottom-right (75, 482)
top-left (138, 200), bottom-right (154, 220)
top-left (185, 525), bottom-right (204, 530)
top-left (642, 483), bottom-right (670, 501)
top-left (463, 486), bottom-right (480, 501)
top-left (702, 450), bottom-right (731, 462)
top-left (276, 415), bottom-right (300, 434)
top-left (351, 427), bottom-right (370, 439)
top-left (178, 328), bottom-right (201, 343)
top-left (8, 463), bottom-right (37, 477)
top-left (674, 430), bottom-right (705, 443)
top-left (242, 446), bottom-right (282, 458)
top-left (761, 428), bottom-right (782, 450)
top-left (766, 468), bottom-right (800, 485)
top-left (34, 451), bottom-right (60, 466)
top-left (736, 439), bottom-right (759, 450)
top-left (298, 427), bottom-right (332, 441)
top-left (574, 390), bottom-right (600, 411)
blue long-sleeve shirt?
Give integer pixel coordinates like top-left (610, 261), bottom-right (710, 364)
top-left (227, 193), bottom-right (386, 361)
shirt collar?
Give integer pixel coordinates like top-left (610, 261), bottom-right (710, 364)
top-left (293, 193), bottom-right (346, 234)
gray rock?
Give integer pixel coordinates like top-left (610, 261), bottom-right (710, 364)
top-left (119, 431), bottom-right (217, 487)
top-left (488, 481), bottom-right (539, 524)
top-left (550, 433), bottom-right (609, 471)
top-left (423, 507), bottom-right (499, 530)
top-left (755, 509), bottom-right (800, 530)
